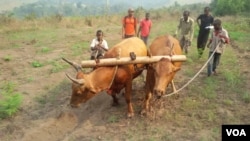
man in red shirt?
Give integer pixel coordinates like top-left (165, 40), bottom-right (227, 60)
top-left (137, 12), bottom-right (152, 45)
top-left (122, 8), bottom-right (137, 39)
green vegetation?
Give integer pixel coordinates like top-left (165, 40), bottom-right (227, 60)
top-left (3, 55), bottom-right (12, 61)
top-left (107, 115), bottom-right (120, 123)
top-left (210, 0), bottom-right (250, 16)
top-left (39, 47), bottom-right (51, 53)
top-left (71, 41), bottom-right (89, 56)
top-left (50, 61), bottom-right (68, 73)
top-left (0, 81), bottom-right (22, 119)
top-left (31, 60), bottom-right (43, 68)
top-left (241, 92), bottom-right (250, 103)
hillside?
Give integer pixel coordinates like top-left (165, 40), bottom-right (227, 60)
top-left (1, 0), bottom-right (211, 17)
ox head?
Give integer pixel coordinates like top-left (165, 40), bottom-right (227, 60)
top-left (152, 58), bottom-right (180, 98)
top-left (62, 58), bottom-right (96, 108)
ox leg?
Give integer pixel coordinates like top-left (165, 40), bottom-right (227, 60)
top-left (141, 68), bottom-right (154, 116)
top-left (111, 93), bottom-right (119, 106)
top-left (124, 80), bottom-right (134, 118)
top-left (171, 80), bottom-right (177, 93)
top-left (141, 90), bottom-right (152, 116)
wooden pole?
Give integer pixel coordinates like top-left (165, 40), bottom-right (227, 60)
top-left (81, 55), bottom-right (186, 68)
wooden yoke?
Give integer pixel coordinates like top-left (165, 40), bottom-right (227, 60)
top-left (80, 55), bottom-right (187, 68)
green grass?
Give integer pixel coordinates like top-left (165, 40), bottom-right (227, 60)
top-left (220, 48), bottom-right (245, 93)
top-left (31, 60), bottom-right (43, 68)
top-left (107, 115), bottom-right (119, 123)
top-left (71, 41), bottom-right (89, 56)
top-left (39, 47), bottom-right (52, 53)
top-left (6, 28), bottom-right (57, 42)
top-left (34, 95), bottom-right (47, 105)
top-left (0, 81), bottom-right (23, 119)
top-left (202, 77), bottom-right (218, 99)
top-left (10, 43), bottom-right (20, 48)
top-left (4, 28), bottom-right (58, 48)
top-left (50, 61), bottom-right (69, 73)
top-left (241, 92), bottom-right (250, 103)
top-left (3, 55), bottom-right (12, 61)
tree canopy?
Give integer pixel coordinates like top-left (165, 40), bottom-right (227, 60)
top-left (210, 0), bottom-right (250, 16)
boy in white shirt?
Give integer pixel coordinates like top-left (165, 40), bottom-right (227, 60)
top-left (207, 19), bottom-right (229, 76)
top-left (90, 30), bottom-right (109, 60)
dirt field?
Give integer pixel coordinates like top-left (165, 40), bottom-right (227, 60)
top-left (0, 15), bottom-right (249, 141)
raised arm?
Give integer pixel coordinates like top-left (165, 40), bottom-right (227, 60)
top-left (190, 19), bottom-right (194, 41)
top-left (196, 15), bottom-right (201, 28)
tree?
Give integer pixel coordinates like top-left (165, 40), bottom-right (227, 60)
top-left (211, 0), bottom-right (247, 16)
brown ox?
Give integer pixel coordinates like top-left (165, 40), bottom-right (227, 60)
top-left (63, 37), bottom-right (147, 118)
top-left (142, 35), bottom-right (182, 113)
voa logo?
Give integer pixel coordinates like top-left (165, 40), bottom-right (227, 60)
top-left (226, 129), bottom-right (246, 136)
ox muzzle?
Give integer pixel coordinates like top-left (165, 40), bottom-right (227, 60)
top-left (154, 89), bottom-right (165, 99)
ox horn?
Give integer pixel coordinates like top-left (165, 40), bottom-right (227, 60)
top-left (65, 73), bottom-right (85, 85)
top-left (62, 57), bottom-right (82, 72)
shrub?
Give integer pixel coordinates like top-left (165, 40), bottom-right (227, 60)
top-left (0, 82), bottom-right (23, 119)
top-left (3, 55), bottom-right (12, 61)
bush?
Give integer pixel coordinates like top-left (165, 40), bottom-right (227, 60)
top-left (0, 82), bottom-right (23, 119)
top-left (0, 12), bottom-right (14, 25)
top-left (211, 0), bottom-right (248, 16)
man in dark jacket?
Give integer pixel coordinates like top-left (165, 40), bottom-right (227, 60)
top-left (197, 7), bottom-right (214, 58)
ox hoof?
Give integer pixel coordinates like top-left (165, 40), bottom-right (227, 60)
top-left (140, 109), bottom-right (146, 115)
top-left (140, 109), bottom-right (150, 117)
top-left (127, 112), bottom-right (134, 118)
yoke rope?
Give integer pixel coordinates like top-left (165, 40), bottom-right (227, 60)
top-left (163, 42), bottom-right (222, 98)
top-left (108, 65), bottom-right (118, 89)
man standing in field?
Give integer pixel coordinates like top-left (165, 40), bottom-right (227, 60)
top-left (137, 12), bottom-right (152, 45)
top-left (122, 8), bottom-right (137, 39)
top-left (207, 19), bottom-right (229, 76)
top-left (197, 7), bottom-right (214, 58)
top-left (175, 10), bottom-right (194, 54)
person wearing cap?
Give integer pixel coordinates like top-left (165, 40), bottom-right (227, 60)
top-left (206, 19), bottom-right (229, 76)
top-left (175, 10), bottom-right (194, 54)
top-left (122, 8), bottom-right (137, 39)
top-left (196, 7), bottom-right (214, 58)
top-left (137, 12), bottom-right (152, 46)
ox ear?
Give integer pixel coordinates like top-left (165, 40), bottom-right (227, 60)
top-left (173, 66), bottom-right (181, 72)
top-left (65, 73), bottom-right (85, 85)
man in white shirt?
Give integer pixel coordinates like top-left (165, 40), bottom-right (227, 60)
top-left (175, 10), bottom-right (194, 54)
top-left (90, 30), bottom-right (109, 60)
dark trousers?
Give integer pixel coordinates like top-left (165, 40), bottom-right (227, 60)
top-left (141, 36), bottom-right (148, 45)
top-left (197, 29), bottom-right (210, 57)
top-left (207, 52), bottom-right (221, 76)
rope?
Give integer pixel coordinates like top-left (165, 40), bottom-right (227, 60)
top-left (162, 42), bottom-right (221, 98)
top-left (108, 65), bottom-right (118, 89)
